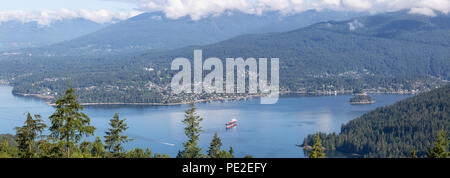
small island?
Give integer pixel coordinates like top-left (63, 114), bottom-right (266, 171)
top-left (349, 95), bottom-right (375, 104)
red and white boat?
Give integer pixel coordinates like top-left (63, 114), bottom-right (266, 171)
top-left (225, 118), bottom-right (237, 129)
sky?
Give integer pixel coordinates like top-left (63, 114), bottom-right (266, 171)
top-left (0, 0), bottom-right (136, 11)
top-left (0, 0), bottom-right (449, 25)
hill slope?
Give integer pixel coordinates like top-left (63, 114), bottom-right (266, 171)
top-left (0, 19), bottom-right (109, 52)
top-left (303, 84), bottom-right (450, 158)
top-left (9, 10), bottom-right (364, 56)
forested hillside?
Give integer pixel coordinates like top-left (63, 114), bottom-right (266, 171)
top-left (303, 84), bottom-right (450, 158)
top-left (0, 11), bottom-right (449, 103)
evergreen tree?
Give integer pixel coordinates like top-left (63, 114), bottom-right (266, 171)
top-left (410, 148), bottom-right (418, 158)
top-left (215, 150), bottom-right (233, 158)
top-left (15, 113), bottom-right (47, 158)
top-left (426, 130), bottom-right (449, 158)
top-left (208, 132), bottom-right (222, 158)
top-left (177, 102), bottom-right (204, 158)
top-left (36, 136), bottom-right (64, 158)
top-left (49, 86), bottom-right (96, 158)
top-left (79, 141), bottom-right (93, 157)
top-left (145, 148), bottom-right (152, 158)
top-left (91, 136), bottom-right (106, 157)
top-left (104, 112), bottom-right (133, 157)
top-left (153, 152), bottom-right (171, 158)
top-left (126, 148), bottom-right (152, 158)
top-left (309, 133), bottom-right (325, 158)
top-left (303, 85), bottom-right (450, 158)
top-left (0, 138), bottom-right (8, 153)
top-left (229, 146), bottom-right (234, 158)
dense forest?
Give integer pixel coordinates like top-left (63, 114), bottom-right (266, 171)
top-left (0, 12), bottom-right (449, 104)
top-left (0, 87), bottom-right (239, 158)
top-left (303, 84), bottom-right (450, 158)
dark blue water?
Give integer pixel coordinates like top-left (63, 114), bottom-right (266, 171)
top-left (0, 85), bottom-right (411, 157)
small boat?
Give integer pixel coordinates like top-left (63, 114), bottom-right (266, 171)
top-left (226, 118), bottom-right (237, 129)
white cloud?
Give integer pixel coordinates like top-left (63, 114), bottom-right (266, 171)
top-left (1, 0), bottom-right (449, 24)
top-left (0, 9), bottom-right (143, 26)
top-left (105, 0), bottom-right (450, 20)
top-left (348, 19), bottom-right (364, 31)
top-left (409, 7), bottom-right (437, 16)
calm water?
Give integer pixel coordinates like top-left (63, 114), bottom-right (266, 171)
top-left (0, 85), bottom-right (411, 157)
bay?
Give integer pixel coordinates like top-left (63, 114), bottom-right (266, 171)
top-left (0, 85), bottom-right (411, 157)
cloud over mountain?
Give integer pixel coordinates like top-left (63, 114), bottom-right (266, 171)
top-left (1, 0), bottom-right (448, 25)
top-left (106, 0), bottom-right (450, 19)
top-left (0, 9), bottom-right (142, 26)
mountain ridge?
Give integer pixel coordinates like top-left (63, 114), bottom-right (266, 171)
top-left (5, 10), bottom-right (366, 56)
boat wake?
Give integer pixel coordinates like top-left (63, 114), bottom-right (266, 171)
top-left (105, 130), bottom-right (176, 147)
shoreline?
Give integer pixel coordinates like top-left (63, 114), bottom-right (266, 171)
top-left (51, 93), bottom-right (403, 106)
top-left (349, 101), bottom-right (376, 105)
top-left (55, 94), bottom-right (267, 106)
top-left (14, 93), bottom-right (54, 99)
top-left (11, 88), bottom-right (416, 106)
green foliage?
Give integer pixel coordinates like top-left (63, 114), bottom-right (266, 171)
top-left (153, 153), bottom-right (171, 158)
top-left (91, 136), bottom-right (107, 158)
top-left (0, 139), bottom-right (8, 153)
top-left (426, 130), bottom-right (449, 158)
top-left (215, 150), bottom-right (234, 158)
top-left (207, 132), bottom-right (235, 158)
top-left (126, 148), bottom-right (152, 158)
top-left (410, 149), bottom-right (417, 158)
top-left (303, 85), bottom-right (450, 158)
top-left (14, 113), bottom-right (47, 158)
top-left (36, 138), bottom-right (64, 158)
top-left (0, 152), bottom-right (11, 158)
top-left (0, 134), bottom-right (17, 148)
top-left (208, 132), bottom-right (222, 158)
top-left (0, 135), bottom-right (19, 158)
top-left (104, 112), bottom-right (133, 157)
top-left (309, 133), bottom-right (325, 158)
top-left (49, 86), bottom-right (96, 158)
top-left (177, 102), bottom-right (204, 158)
top-left (79, 141), bottom-right (93, 156)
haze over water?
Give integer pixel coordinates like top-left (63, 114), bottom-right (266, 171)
top-left (0, 85), bottom-right (411, 157)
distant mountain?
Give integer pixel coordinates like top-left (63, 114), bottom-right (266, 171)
top-left (303, 84), bottom-right (450, 158)
top-left (0, 19), bottom-right (109, 52)
top-left (133, 11), bottom-right (450, 87)
top-left (0, 11), bottom-right (449, 103)
top-left (9, 10), bottom-right (365, 56)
